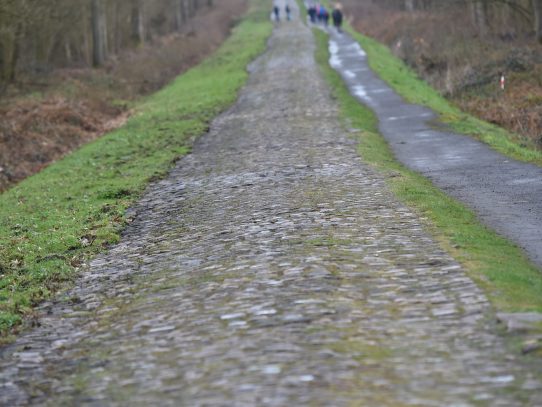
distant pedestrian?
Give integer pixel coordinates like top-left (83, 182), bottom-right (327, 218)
top-left (273, 0), bottom-right (280, 21)
top-left (308, 4), bottom-right (317, 23)
top-left (285, 4), bottom-right (291, 21)
top-left (273, 5), bottom-right (280, 21)
top-left (332, 5), bottom-right (343, 33)
top-left (316, 4), bottom-right (323, 23)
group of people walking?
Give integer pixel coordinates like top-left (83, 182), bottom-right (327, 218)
top-left (307, 2), bottom-right (343, 32)
top-left (273, 2), bottom-right (292, 22)
top-left (272, 1), bottom-right (343, 33)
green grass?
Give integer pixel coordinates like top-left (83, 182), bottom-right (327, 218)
top-left (345, 28), bottom-right (542, 166)
top-left (313, 28), bottom-right (542, 313)
top-left (0, 0), bottom-right (272, 339)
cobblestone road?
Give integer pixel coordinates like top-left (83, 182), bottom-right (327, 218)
top-left (1, 4), bottom-right (541, 406)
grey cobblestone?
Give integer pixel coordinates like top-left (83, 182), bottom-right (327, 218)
top-left (1, 4), bottom-right (541, 406)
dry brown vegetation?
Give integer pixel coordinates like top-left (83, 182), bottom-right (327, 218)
top-left (343, 0), bottom-right (542, 149)
top-left (0, 0), bottom-right (247, 192)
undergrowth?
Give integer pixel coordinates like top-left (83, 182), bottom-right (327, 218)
top-left (0, 0), bottom-right (272, 340)
top-left (313, 28), bottom-right (542, 313)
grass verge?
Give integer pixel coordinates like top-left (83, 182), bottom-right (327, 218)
top-left (0, 0), bottom-right (272, 340)
top-left (313, 27), bottom-right (542, 314)
top-left (345, 27), bottom-right (542, 166)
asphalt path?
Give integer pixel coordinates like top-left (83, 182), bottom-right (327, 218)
top-left (326, 28), bottom-right (542, 269)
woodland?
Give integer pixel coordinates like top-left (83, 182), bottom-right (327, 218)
top-left (365, 0), bottom-right (541, 41)
top-left (0, 0), bottom-right (215, 86)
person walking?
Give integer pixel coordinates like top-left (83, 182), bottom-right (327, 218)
top-left (285, 3), bottom-right (291, 21)
top-left (273, 2), bottom-right (280, 22)
top-left (332, 4), bottom-right (343, 33)
top-left (308, 3), bottom-right (317, 23)
top-left (317, 5), bottom-right (324, 23)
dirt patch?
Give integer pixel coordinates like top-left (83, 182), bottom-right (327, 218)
top-left (0, 98), bottom-right (122, 190)
top-left (0, 0), bottom-right (248, 193)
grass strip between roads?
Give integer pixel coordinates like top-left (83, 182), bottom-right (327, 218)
top-left (0, 0), bottom-right (272, 340)
top-left (314, 28), bottom-right (542, 314)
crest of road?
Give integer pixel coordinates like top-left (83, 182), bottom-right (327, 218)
top-left (1, 2), bottom-right (541, 406)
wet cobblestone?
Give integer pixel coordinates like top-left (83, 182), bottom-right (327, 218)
top-left (1, 4), bottom-right (541, 406)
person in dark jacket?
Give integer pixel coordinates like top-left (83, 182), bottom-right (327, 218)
top-left (332, 5), bottom-right (343, 33)
top-left (308, 4), bottom-right (317, 23)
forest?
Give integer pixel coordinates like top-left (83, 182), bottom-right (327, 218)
top-left (371, 1), bottom-right (541, 40)
top-left (0, 0), bottom-right (215, 88)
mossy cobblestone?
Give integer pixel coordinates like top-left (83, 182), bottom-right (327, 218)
top-left (1, 4), bottom-right (541, 406)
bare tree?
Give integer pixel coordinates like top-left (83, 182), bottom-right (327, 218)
top-left (470, 0), bottom-right (489, 35)
top-left (0, 0), bottom-right (216, 84)
top-left (91, 0), bottom-right (107, 66)
top-left (131, 0), bottom-right (145, 45)
top-left (0, 0), bottom-right (26, 84)
top-left (534, 0), bottom-right (542, 42)
top-left (174, 0), bottom-right (189, 31)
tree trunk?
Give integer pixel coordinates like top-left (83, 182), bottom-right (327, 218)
top-left (64, 40), bottom-right (73, 64)
top-left (188, 0), bottom-right (197, 17)
top-left (0, 24), bottom-right (21, 83)
top-left (534, 0), bottom-right (542, 43)
top-left (34, 36), bottom-right (55, 72)
top-left (175, 0), bottom-right (187, 31)
top-left (471, 0), bottom-right (488, 36)
top-left (131, 0), bottom-right (145, 45)
top-left (91, 0), bottom-right (107, 66)
top-left (181, 0), bottom-right (188, 22)
top-left (174, 1), bottom-right (182, 31)
top-left (113, 1), bottom-right (122, 53)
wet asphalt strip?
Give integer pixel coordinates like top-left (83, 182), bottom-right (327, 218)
top-left (326, 28), bottom-right (542, 269)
